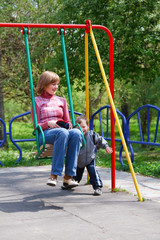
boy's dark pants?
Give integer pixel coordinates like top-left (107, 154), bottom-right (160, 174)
top-left (74, 159), bottom-right (103, 189)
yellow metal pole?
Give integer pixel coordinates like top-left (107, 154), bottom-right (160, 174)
top-left (89, 26), bottom-right (143, 202)
top-left (85, 31), bottom-right (89, 120)
top-left (85, 31), bottom-right (90, 182)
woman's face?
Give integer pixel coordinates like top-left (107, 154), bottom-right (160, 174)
top-left (44, 81), bottom-right (59, 95)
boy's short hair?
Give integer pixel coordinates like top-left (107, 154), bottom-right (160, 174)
top-left (75, 115), bottom-right (89, 125)
top-left (36, 71), bottom-right (60, 94)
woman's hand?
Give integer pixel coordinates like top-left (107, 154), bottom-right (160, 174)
top-left (48, 120), bottom-right (60, 129)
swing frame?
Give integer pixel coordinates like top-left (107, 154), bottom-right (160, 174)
top-left (0, 20), bottom-right (144, 201)
top-left (0, 20), bottom-right (115, 190)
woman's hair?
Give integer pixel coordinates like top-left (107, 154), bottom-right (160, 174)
top-left (36, 71), bottom-right (60, 94)
top-left (75, 115), bottom-right (89, 125)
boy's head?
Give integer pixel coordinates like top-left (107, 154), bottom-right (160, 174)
top-left (75, 116), bottom-right (89, 135)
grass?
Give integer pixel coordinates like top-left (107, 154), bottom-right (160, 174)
top-left (96, 147), bottom-right (160, 178)
top-left (0, 117), bottom-right (51, 167)
top-left (1, 128), bottom-right (160, 179)
top-left (0, 140), bottom-right (52, 167)
top-left (1, 104), bottom-right (160, 178)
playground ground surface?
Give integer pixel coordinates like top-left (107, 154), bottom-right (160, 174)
top-left (0, 165), bottom-right (160, 240)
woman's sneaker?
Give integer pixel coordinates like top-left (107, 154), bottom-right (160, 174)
top-left (63, 177), bottom-right (78, 189)
top-left (93, 187), bottom-right (102, 196)
top-left (47, 177), bottom-right (57, 187)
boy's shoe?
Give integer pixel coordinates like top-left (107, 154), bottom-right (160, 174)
top-left (63, 177), bottom-right (79, 188)
top-left (93, 187), bottom-right (102, 196)
top-left (47, 177), bottom-right (57, 187)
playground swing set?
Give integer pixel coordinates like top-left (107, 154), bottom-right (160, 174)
top-left (0, 20), bottom-right (143, 201)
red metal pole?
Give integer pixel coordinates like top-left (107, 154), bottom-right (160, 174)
top-left (109, 38), bottom-right (115, 191)
top-left (0, 23), bottom-right (86, 29)
top-left (0, 21), bottom-right (115, 190)
top-left (92, 25), bottom-right (115, 191)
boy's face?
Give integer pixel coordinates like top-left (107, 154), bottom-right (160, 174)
top-left (79, 119), bottom-right (88, 135)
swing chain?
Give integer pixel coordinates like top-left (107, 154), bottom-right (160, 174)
top-left (58, 27), bottom-right (65, 35)
top-left (21, 26), bottom-right (30, 35)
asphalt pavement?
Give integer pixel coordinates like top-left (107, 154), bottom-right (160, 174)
top-left (0, 165), bottom-right (160, 240)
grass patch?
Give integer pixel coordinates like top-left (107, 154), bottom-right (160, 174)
top-left (96, 146), bottom-right (160, 178)
top-left (1, 137), bottom-right (160, 179)
top-left (0, 117), bottom-right (52, 167)
top-left (1, 102), bottom-right (160, 179)
top-left (0, 145), bottom-right (52, 168)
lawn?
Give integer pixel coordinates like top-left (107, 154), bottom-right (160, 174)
top-left (0, 115), bottom-right (160, 178)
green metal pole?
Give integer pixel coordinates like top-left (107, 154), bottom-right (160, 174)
top-left (23, 28), bottom-right (45, 156)
top-left (60, 29), bottom-right (75, 126)
top-left (60, 29), bottom-right (85, 147)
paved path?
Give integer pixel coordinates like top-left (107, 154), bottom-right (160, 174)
top-left (99, 167), bottom-right (160, 202)
top-left (0, 166), bottom-right (160, 240)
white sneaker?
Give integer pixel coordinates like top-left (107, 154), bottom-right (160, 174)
top-left (63, 177), bottom-right (79, 188)
top-left (47, 177), bottom-right (57, 187)
top-left (94, 188), bottom-right (102, 196)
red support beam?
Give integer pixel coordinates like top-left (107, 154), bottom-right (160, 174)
top-left (0, 21), bottom-right (115, 190)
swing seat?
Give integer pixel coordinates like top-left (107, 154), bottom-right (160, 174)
top-left (36, 144), bottom-right (54, 158)
top-left (35, 144), bottom-right (68, 158)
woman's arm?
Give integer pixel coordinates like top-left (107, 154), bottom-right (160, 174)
top-left (31, 102), bottom-right (48, 131)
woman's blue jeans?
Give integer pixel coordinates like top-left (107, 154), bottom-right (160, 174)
top-left (39, 128), bottom-right (82, 177)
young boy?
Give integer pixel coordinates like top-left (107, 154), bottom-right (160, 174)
top-left (74, 115), bottom-right (112, 195)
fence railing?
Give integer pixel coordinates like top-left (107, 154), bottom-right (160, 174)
top-left (0, 104), bottom-right (160, 166)
top-left (124, 104), bottom-right (160, 165)
top-left (89, 104), bottom-right (160, 165)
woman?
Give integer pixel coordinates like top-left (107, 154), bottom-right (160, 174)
top-left (31, 71), bottom-right (82, 188)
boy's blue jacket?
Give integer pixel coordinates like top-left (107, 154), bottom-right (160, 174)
top-left (77, 130), bottom-right (109, 168)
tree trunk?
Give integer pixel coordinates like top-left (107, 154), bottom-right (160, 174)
top-left (0, 82), bottom-right (5, 140)
top-left (0, 52), bottom-right (7, 147)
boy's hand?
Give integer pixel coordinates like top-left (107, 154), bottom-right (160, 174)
top-left (105, 146), bottom-right (113, 154)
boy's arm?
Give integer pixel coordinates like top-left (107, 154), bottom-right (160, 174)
top-left (93, 131), bottom-right (113, 154)
top-left (93, 131), bottom-right (109, 149)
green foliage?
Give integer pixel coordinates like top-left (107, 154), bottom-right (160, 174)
top-left (4, 99), bottom-right (31, 121)
top-left (1, 1), bottom-right (160, 101)
top-left (130, 76), bottom-right (160, 110)
top-left (56, 0), bottom-right (160, 117)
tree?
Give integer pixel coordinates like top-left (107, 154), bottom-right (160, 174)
top-left (0, 0), bottom-right (160, 118)
top-left (0, 0), bottom-right (61, 109)
top-left (0, 60), bottom-right (5, 141)
top-left (55, 0), bottom-right (160, 118)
